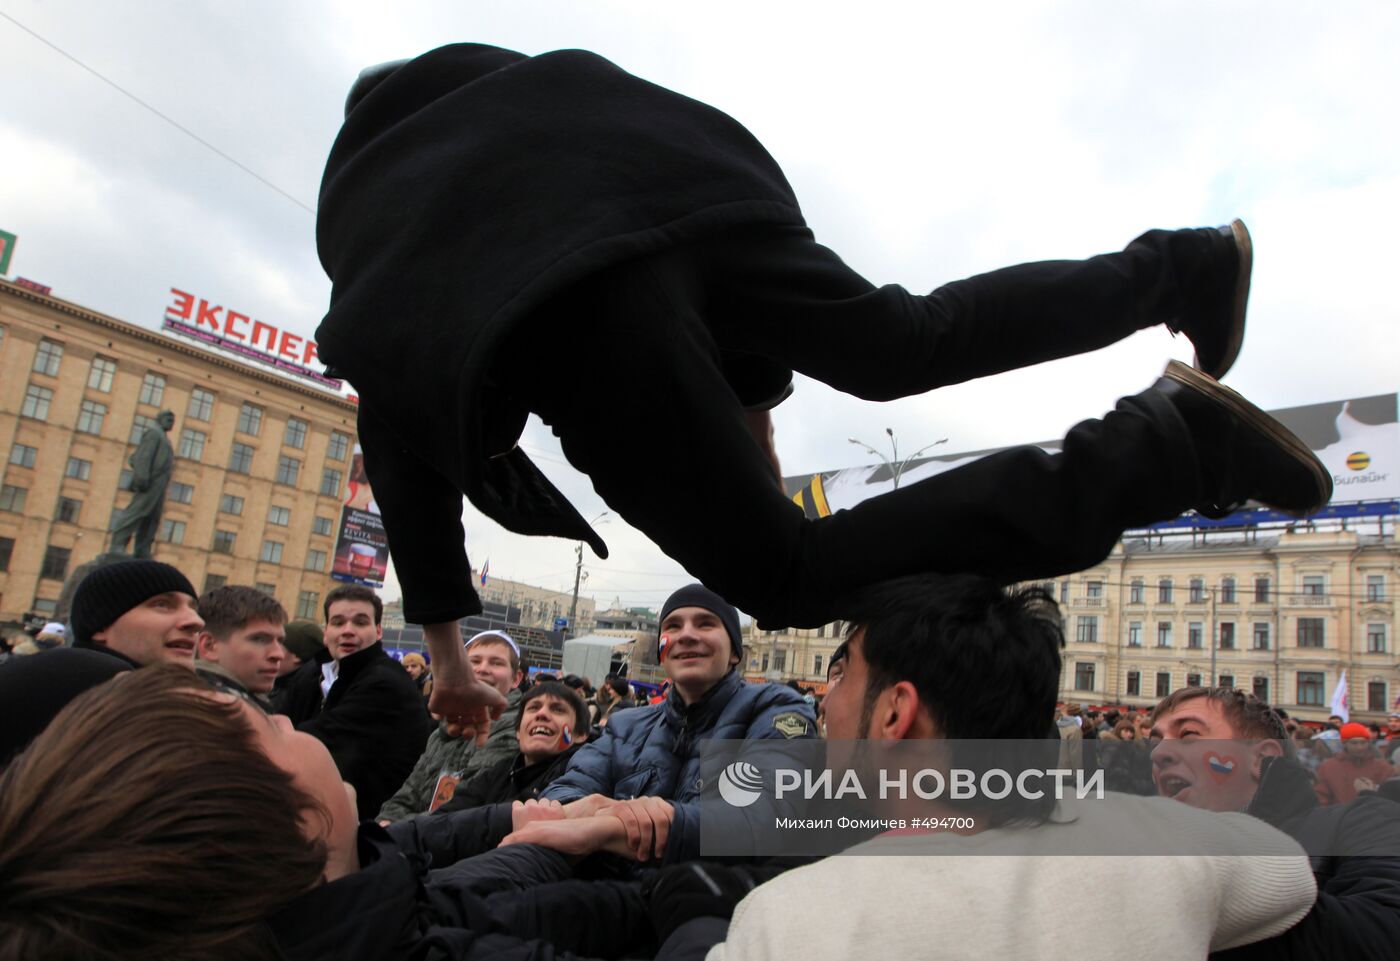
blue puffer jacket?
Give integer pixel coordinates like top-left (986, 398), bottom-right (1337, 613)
top-left (542, 670), bottom-right (817, 863)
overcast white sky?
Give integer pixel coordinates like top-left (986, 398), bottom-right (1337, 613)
top-left (3, 1), bottom-right (1396, 613)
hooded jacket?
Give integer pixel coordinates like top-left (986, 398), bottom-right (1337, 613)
top-left (541, 670), bottom-right (817, 863)
top-left (315, 43), bottom-right (805, 625)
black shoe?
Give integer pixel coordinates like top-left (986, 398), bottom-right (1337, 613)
top-left (1167, 219), bottom-right (1251, 380)
top-left (1157, 360), bottom-right (1331, 518)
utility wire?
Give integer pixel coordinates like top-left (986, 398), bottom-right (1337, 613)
top-left (1, 10), bottom-right (315, 214)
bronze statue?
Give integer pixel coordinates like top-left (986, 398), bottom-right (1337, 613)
top-left (108, 410), bottom-right (175, 558)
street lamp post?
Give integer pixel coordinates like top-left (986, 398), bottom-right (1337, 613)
top-left (567, 511), bottom-right (609, 639)
top-left (848, 427), bottom-right (948, 489)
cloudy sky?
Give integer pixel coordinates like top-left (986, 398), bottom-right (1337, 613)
top-left (3, 1), bottom-right (1396, 614)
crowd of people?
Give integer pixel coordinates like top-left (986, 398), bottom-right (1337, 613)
top-left (1, 558), bottom-right (1398, 960)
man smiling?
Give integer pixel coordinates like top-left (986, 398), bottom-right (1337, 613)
top-left (70, 559), bottom-right (202, 668)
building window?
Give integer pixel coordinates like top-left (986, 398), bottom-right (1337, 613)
top-left (55, 497), bottom-right (81, 524)
top-left (87, 356), bottom-right (117, 392)
top-left (21, 384), bottom-right (53, 420)
top-left (1075, 616), bottom-right (1098, 643)
top-left (1218, 674), bottom-right (1235, 690)
top-left (32, 339), bottom-right (63, 376)
top-left (138, 372), bottom-right (166, 406)
top-left (1189, 578), bottom-right (1205, 603)
top-left (118, 469), bottom-right (132, 489)
top-left (1220, 577), bottom-right (1236, 604)
top-left (1187, 622), bottom-right (1203, 649)
top-left (1301, 575), bottom-right (1325, 597)
top-left (177, 428), bottom-right (206, 461)
top-left (1369, 682), bottom-right (1389, 713)
top-left (1126, 622), bottom-right (1142, 647)
top-left (219, 493), bottom-right (244, 516)
top-left (1367, 623), bottom-right (1388, 654)
top-left (39, 545), bottom-right (71, 581)
top-left (1255, 576), bottom-right (1271, 603)
top-left (169, 482), bottom-right (194, 504)
top-left (1059, 582), bottom-right (1069, 604)
top-left (1367, 575), bottom-right (1386, 602)
top-left (1156, 621), bottom-right (1172, 648)
top-left (275, 455), bottom-right (300, 486)
top-left (0, 537), bottom-right (12, 572)
top-left (8, 444), bottom-right (36, 468)
top-left (187, 388), bottom-right (215, 421)
top-left (320, 468), bottom-right (342, 497)
top-left (203, 573), bottom-right (227, 593)
top-left (283, 417), bottom-right (308, 450)
top-left (1126, 671), bottom-right (1141, 696)
top-left (237, 402), bottom-right (263, 436)
top-left (129, 414), bottom-right (158, 444)
top-left (260, 540), bottom-right (283, 564)
top-left (1297, 618), bottom-right (1324, 648)
top-left (813, 654), bottom-right (823, 676)
top-left (1158, 579), bottom-right (1173, 603)
top-left (267, 505), bottom-right (291, 527)
top-left (212, 530), bottom-right (237, 554)
top-left (1086, 580), bottom-right (1103, 599)
top-left (1186, 673), bottom-right (1202, 688)
top-left (760, 653), bottom-right (769, 673)
top-left (228, 443), bottom-right (255, 475)
top-left (305, 549), bottom-right (327, 572)
top-left (31, 599), bottom-right (57, 617)
top-left (1129, 579), bottom-right (1144, 604)
top-left (327, 431), bottom-right (350, 461)
top-left (296, 590), bottom-right (319, 620)
top-left (1074, 662), bottom-right (1095, 692)
top-left (1156, 671), bottom-right (1172, 698)
top-left (772, 650), bottom-right (788, 674)
top-left (158, 519), bottom-right (186, 544)
top-left (0, 485), bottom-right (27, 512)
top-left (76, 400), bottom-right (107, 435)
top-left (1253, 677), bottom-right (1269, 703)
top-left (312, 515), bottom-right (333, 536)
top-left (65, 457), bottom-right (91, 481)
top-left (1297, 672), bottom-right (1324, 706)
top-left (254, 582), bottom-right (277, 597)
top-left (1218, 622), bottom-right (1235, 650)
top-left (1252, 623), bottom-right (1270, 650)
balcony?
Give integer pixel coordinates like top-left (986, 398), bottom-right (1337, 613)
top-left (1301, 594), bottom-right (1331, 607)
top-left (1072, 596), bottom-right (1105, 608)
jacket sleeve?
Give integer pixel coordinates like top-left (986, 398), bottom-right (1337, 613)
top-left (540, 721), bottom-right (623, 802)
top-left (375, 729), bottom-right (446, 822)
top-left (356, 400), bottom-right (479, 625)
top-left (387, 801), bottom-right (516, 865)
top-left (663, 688), bottom-right (818, 865)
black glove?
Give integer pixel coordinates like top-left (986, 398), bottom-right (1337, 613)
top-left (641, 862), bottom-right (760, 943)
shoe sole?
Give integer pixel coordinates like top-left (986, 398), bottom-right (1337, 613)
top-left (1164, 360), bottom-right (1332, 516)
top-left (1194, 218), bottom-right (1251, 380)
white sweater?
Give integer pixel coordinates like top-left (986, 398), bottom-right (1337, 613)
top-left (709, 793), bottom-right (1315, 961)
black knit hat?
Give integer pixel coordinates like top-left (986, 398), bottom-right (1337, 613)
top-left (70, 560), bottom-right (198, 648)
top-left (658, 584), bottom-right (742, 662)
top-left (281, 619), bottom-right (327, 661)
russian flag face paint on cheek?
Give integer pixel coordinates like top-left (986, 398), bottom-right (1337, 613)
top-left (560, 724), bottom-right (573, 749)
top-left (658, 634), bottom-right (672, 662)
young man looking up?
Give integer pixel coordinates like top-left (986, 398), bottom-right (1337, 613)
top-left (376, 630), bottom-right (524, 823)
top-left (1151, 687), bottom-right (1400, 960)
top-left (69, 559), bottom-right (202, 669)
top-left (276, 584), bottom-right (433, 820)
top-left (194, 585), bottom-right (288, 704)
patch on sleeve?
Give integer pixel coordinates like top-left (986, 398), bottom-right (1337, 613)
top-left (772, 712), bottom-right (809, 739)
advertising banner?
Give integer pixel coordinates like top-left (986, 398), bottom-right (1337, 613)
top-left (785, 392), bottom-right (1399, 529)
top-left (330, 444), bottom-right (389, 588)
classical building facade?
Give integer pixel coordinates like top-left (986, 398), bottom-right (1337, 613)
top-left (471, 568), bottom-right (597, 636)
top-left (0, 279), bottom-right (357, 627)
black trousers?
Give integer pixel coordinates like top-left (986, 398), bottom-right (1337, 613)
top-left (505, 225), bottom-right (1208, 627)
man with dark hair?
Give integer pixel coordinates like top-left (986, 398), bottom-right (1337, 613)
top-left (377, 630), bottom-right (524, 823)
top-left (277, 584), bottom-right (432, 820)
top-left (692, 578), bottom-right (1316, 961)
top-left (69, 559), bottom-right (202, 668)
top-left (436, 680), bottom-right (589, 814)
top-left (1151, 686), bottom-right (1400, 960)
top-left (317, 44), bottom-right (1332, 737)
top-left (597, 676), bottom-right (636, 728)
top-left (194, 585), bottom-right (288, 703)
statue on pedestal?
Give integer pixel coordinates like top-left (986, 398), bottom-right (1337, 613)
top-left (108, 409), bottom-right (175, 558)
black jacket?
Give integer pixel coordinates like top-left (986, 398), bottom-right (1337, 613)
top-left (1212, 755), bottom-right (1400, 961)
top-left (315, 43), bottom-right (805, 624)
top-left (276, 642), bottom-right (433, 820)
top-left (436, 744), bottom-right (583, 815)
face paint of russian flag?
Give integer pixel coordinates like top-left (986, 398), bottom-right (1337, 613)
top-left (658, 633), bottom-right (672, 661)
top-left (560, 724), bottom-right (573, 748)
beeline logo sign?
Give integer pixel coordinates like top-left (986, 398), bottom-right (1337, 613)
top-left (718, 761), bottom-right (764, 807)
